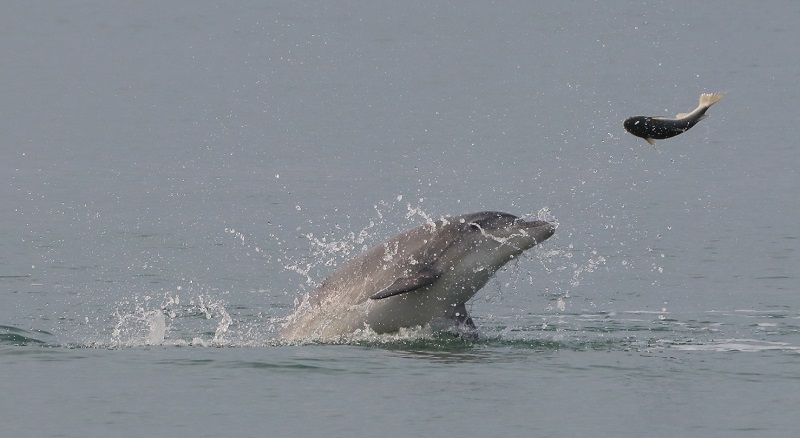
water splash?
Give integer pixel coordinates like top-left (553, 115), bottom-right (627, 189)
top-left (283, 195), bottom-right (435, 290)
top-left (110, 302), bottom-right (168, 347)
top-left (224, 227), bottom-right (269, 260)
top-left (96, 197), bottom-right (623, 349)
top-left (100, 282), bottom-right (271, 348)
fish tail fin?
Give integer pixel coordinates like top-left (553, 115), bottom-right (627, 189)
top-left (699, 92), bottom-right (725, 108)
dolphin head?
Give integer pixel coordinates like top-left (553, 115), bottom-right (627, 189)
top-left (449, 211), bottom-right (555, 264)
top-left (401, 211), bottom-right (556, 302)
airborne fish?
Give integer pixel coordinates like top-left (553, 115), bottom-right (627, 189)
top-left (623, 92), bottom-right (724, 146)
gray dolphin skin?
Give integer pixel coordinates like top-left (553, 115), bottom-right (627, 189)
top-left (276, 211), bottom-right (555, 341)
top-left (623, 92), bottom-right (724, 146)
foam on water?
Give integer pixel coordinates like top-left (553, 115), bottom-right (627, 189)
top-left (665, 339), bottom-right (800, 353)
top-left (6, 301), bottom-right (800, 354)
top-left (84, 284), bottom-right (277, 348)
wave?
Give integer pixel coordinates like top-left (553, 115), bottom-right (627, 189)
top-left (0, 325), bottom-right (50, 346)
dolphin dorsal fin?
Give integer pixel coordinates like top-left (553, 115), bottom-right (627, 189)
top-left (369, 266), bottom-right (442, 299)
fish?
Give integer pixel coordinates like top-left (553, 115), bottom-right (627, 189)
top-left (623, 92), bottom-right (725, 146)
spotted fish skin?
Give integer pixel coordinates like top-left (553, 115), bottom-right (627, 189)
top-left (624, 92), bottom-right (724, 146)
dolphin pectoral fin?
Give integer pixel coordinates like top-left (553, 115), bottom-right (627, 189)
top-left (369, 266), bottom-right (443, 300)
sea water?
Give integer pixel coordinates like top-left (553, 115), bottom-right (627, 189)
top-left (2, 1), bottom-right (799, 437)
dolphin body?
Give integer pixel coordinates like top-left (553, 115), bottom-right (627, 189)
top-left (623, 92), bottom-right (725, 146)
top-left (276, 211), bottom-right (555, 341)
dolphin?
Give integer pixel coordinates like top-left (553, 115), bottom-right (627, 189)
top-left (276, 211), bottom-right (555, 341)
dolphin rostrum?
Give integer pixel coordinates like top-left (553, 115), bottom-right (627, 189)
top-left (276, 211), bottom-right (555, 341)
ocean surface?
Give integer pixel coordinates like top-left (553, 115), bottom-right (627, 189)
top-left (2, 1), bottom-right (799, 437)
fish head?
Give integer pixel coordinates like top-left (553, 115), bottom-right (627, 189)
top-left (623, 116), bottom-right (648, 134)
